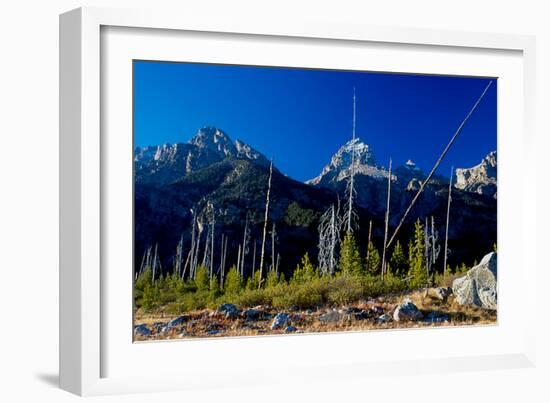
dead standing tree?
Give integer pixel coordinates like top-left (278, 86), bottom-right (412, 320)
top-left (239, 212), bottom-right (251, 277)
top-left (381, 158), bottom-right (392, 280)
top-left (318, 199), bottom-right (343, 275)
top-left (424, 216), bottom-right (441, 294)
top-left (443, 166), bottom-right (453, 277)
top-left (258, 160), bottom-right (273, 287)
top-left (174, 235), bottom-right (184, 278)
top-left (344, 87), bottom-right (358, 234)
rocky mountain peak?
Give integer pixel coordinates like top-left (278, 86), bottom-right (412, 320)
top-left (306, 137), bottom-right (381, 185)
top-left (455, 151), bottom-right (497, 198)
top-left (135, 126), bottom-right (270, 186)
top-left (189, 126), bottom-right (236, 157)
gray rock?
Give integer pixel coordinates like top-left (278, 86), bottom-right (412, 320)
top-left (285, 325), bottom-right (297, 333)
top-left (318, 310), bottom-right (345, 323)
top-left (376, 314), bottom-right (392, 323)
top-left (206, 330), bottom-right (223, 335)
top-left (369, 306), bottom-right (385, 315)
top-left (152, 322), bottom-right (166, 332)
top-left (243, 308), bottom-right (264, 321)
top-left (431, 287), bottom-right (452, 301)
top-left (218, 303), bottom-right (240, 318)
top-left (452, 252), bottom-right (497, 310)
top-left (271, 313), bottom-right (290, 330)
top-left (423, 311), bottom-right (450, 323)
top-left (167, 315), bottom-right (188, 328)
top-left (393, 299), bottom-right (423, 322)
top-left (134, 324), bottom-right (151, 337)
top-left (353, 310), bottom-right (370, 321)
top-left (206, 323), bottom-right (222, 332)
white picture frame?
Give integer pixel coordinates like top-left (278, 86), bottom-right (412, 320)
top-left (59, 6), bottom-right (537, 396)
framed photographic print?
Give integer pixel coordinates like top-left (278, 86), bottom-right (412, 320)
top-left (60, 6), bottom-right (536, 396)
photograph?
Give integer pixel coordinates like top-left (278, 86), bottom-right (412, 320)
top-left (132, 60), bottom-right (497, 341)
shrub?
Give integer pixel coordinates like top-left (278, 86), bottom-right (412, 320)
top-left (327, 274), bottom-right (363, 305)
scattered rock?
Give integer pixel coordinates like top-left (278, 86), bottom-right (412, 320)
top-left (369, 306), bottom-right (385, 316)
top-left (206, 323), bottom-right (222, 332)
top-left (353, 310), bottom-right (370, 321)
top-left (318, 310), bottom-right (345, 323)
top-left (243, 308), bottom-right (264, 321)
top-left (376, 314), bottom-right (392, 323)
top-left (167, 315), bottom-right (188, 328)
top-left (341, 307), bottom-right (362, 314)
top-left (423, 311), bottom-right (450, 323)
top-left (134, 324), bottom-right (151, 337)
top-left (393, 299), bottom-right (423, 322)
top-left (452, 252), bottom-right (497, 310)
top-left (218, 303), bottom-right (240, 319)
top-left (152, 322), bottom-right (166, 332)
top-left (430, 287), bottom-right (452, 301)
top-left (271, 313), bottom-right (290, 330)
top-left (285, 325), bottom-right (297, 333)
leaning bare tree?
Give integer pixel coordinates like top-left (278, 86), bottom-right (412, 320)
top-left (386, 80), bottom-right (493, 250)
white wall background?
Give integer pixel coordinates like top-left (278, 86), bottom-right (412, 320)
top-left (0, 0), bottom-right (548, 401)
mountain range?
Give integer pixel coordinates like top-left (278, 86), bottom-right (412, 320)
top-left (135, 126), bottom-right (497, 278)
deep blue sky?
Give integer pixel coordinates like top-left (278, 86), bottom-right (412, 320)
top-left (134, 61), bottom-right (496, 182)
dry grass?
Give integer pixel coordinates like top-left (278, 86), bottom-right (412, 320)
top-left (134, 289), bottom-right (496, 341)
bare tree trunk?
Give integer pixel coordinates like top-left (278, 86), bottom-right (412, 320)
top-left (346, 87), bottom-right (357, 233)
top-left (251, 239), bottom-right (256, 280)
top-left (424, 217), bottom-right (430, 296)
top-left (237, 245), bottom-right (242, 277)
top-left (210, 209), bottom-right (215, 284)
top-left (240, 216), bottom-right (249, 277)
top-left (193, 228), bottom-right (202, 279)
top-left (259, 160), bottom-right (273, 287)
top-left (220, 235), bottom-right (228, 289)
top-left (201, 225), bottom-right (210, 269)
top-left (387, 81), bottom-right (493, 249)
top-left (271, 222), bottom-right (276, 274)
top-left (174, 235), bottom-right (183, 277)
top-left (443, 166), bottom-right (453, 277)
top-left (381, 158), bottom-right (392, 280)
top-left (152, 243), bottom-right (159, 283)
top-left (365, 220), bottom-right (372, 271)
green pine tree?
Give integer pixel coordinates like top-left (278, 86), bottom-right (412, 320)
top-left (291, 252), bottom-right (318, 284)
top-left (224, 265), bottom-right (241, 295)
top-left (409, 219), bottom-right (427, 288)
top-left (389, 240), bottom-right (408, 277)
top-left (339, 232), bottom-right (363, 276)
top-left (194, 266), bottom-right (210, 292)
top-left (365, 240), bottom-right (381, 275)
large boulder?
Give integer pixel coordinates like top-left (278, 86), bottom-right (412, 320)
top-left (452, 252), bottom-right (497, 310)
top-left (217, 303), bottom-right (240, 319)
top-left (271, 313), bottom-right (290, 330)
top-left (393, 299), bottom-right (423, 322)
